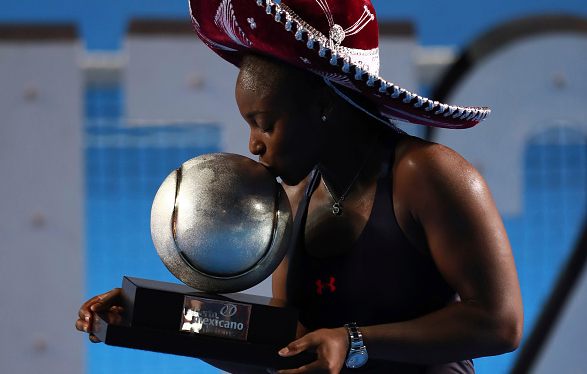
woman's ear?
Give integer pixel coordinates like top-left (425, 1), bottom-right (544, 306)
top-left (313, 83), bottom-right (336, 121)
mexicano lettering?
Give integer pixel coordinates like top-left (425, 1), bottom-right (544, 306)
top-left (181, 296), bottom-right (251, 340)
top-left (183, 308), bottom-right (244, 331)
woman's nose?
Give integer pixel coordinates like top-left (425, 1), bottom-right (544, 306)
top-left (249, 131), bottom-right (266, 155)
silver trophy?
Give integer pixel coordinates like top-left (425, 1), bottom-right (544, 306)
top-left (92, 153), bottom-right (314, 369)
top-left (151, 152), bottom-right (292, 293)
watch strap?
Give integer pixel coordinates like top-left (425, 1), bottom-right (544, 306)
top-left (344, 322), bottom-right (368, 368)
top-left (346, 322), bottom-right (363, 349)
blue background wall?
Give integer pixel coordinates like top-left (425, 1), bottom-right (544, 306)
top-left (1, 0), bottom-right (587, 49)
top-left (2, 1), bottom-right (586, 374)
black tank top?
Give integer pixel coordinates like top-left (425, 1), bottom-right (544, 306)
top-left (285, 135), bottom-right (475, 373)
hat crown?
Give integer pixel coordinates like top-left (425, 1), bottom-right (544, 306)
top-left (280, 0), bottom-right (380, 75)
top-left (190, 0), bottom-right (380, 74)
top-left (189, 0), bottom-right (491, 129)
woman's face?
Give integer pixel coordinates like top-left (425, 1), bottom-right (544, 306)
top-left (235, 62), bottom-right (327, 185)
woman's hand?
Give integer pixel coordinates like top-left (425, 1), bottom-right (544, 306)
top-left (75, 288), bottom-right (124, 343)
top-left (274, 327), bottom-right (349, 374)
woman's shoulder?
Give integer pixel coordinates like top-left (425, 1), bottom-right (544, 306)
top-left (393, 133), bottom-right (480, 185)
top-left (390, 134), bottom-right (495, 254)
top-left (392, 133), bottom-right (491, 220)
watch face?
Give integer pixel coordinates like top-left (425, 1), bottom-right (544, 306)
top-left (347, 351), bottom-right (368, 368)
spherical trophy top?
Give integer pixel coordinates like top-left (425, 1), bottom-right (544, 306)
top-left (150, 153), bottom-right (292, 293)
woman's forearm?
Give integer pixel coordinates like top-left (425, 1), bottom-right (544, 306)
top-left (361, 300), bottom-right (523, 364)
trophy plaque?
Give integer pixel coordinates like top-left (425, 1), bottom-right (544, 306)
top-left (91, 153), bottom-right (315, 369)
top-left (92, 277), bottom-right (315, 369)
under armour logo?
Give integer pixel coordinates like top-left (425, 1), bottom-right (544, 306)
top-left (316, 277), bottom-right (336, 294)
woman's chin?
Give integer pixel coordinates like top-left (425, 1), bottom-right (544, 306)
top-left (280, 178), bottom-right (297, 186)
top-left (279, 172), bottom-right (310, 187)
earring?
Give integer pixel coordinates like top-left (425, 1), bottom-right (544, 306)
top-left (321, 115), bottom-right (327, 122)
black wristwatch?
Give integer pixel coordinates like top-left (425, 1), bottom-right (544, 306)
top-left (344, 323), bottom-right (368, 368)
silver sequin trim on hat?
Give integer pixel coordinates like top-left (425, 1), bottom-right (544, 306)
top-left (255, 0), bottom-right (491, 124)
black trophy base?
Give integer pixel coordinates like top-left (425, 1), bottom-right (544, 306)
top-left (92, 276), bottom-right (315, 369)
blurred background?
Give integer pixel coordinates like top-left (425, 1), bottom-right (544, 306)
top-left (1, 0), bottom-right (586, 373)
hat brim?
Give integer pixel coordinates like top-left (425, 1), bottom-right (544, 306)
top-left (189, 0), bottom-right (490, 129)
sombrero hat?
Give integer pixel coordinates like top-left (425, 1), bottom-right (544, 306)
top-left (189, 0), bottom-right (490, 129)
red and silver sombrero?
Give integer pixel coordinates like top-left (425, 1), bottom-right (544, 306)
top-left (189, 0), bottom-right (490, 129)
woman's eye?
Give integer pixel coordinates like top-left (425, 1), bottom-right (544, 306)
top-left (257, 119), bottom-right (274, 133)
top-left (247, 112), bottom-right (274, 133)
top-left (259, 124), bottom-right (273, 133)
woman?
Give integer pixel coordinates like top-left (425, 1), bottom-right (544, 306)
top-left (77, 1), bottom-right (523, 373)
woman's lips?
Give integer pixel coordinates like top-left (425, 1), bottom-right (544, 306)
top-left (259, 161), bottom-right (278, 177)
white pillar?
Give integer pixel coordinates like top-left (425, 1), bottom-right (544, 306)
top-left (0, 24), bottom-right (84, 374)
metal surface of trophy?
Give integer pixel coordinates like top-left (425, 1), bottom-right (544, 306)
top-left (93, 153), bottom-right (314, 369)
top-left (150, 152), bottom-right (292, 293)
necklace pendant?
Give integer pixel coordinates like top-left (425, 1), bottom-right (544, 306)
top-left (332, 202), bottom-right (342, 215)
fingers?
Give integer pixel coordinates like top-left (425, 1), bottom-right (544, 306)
top-left (89, 288), bottom-right (123, 312)
top-left (75, 318), bottom-right (103, 343)
top-left (77, 288), bottom-right (120, 321)
top-left (75, 318), bottom-right (88, 333)
top-left (278, 330), bottom-right (341, 357)
top-left (88, 333), bottom-right (103, 343)
top-left (76, 288), bottom-right (123, 343)
top-left (278, 335), bottom-right (313, 357)
top-left (272, 335), bottom-right (319, 374)
top-left (77, 288), bottom-right (123, 325)
top-left (273, 328), bottom-right (348, 374)
top-left (78, 294), bottom-right (101, 321)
